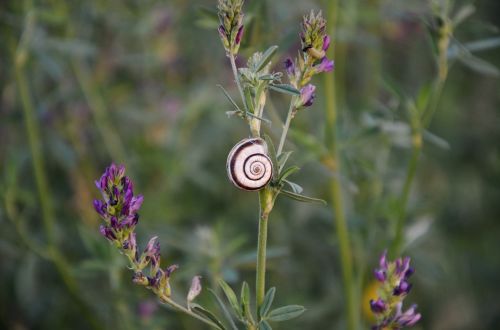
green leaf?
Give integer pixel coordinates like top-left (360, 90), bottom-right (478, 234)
top-left (209, 289), bottom-right (239, 330)
top-left (244, 87), bottom-right (255, 113)
top-left (267, 305), bottom-right (306, 322)
top-left (280, 190), bottom-right (326, 205)
top-left (240, 282), bottom-right (254, 323)
top-left (246, 111), bottom-right (271, 124)
top-left (415, 83), bottom-right (432, 113)
top-left (264, 134), bottom-right (279, 181)
top-left (283, 180), bottom-right (303, 194)
top-left (423, 130), bottom-right (450, 150)
top-left (448, 37), bottom-right (500, 59)
top-left (259, 287), bottom-right (276, 318)
top-left (218, 280), bottom-right (242, 318)
top-left (278, 166), bottom-right (300, 183)
top-left (269, 84), bottom-right (300, 96)
top-left (459, 54), bottom-right (500, 77)
top-left (452, 4), bottom-right (475, 27)
top-left (277, 151), bottom-right (293, 171)
top-left (259, 74), bottom-right (276, 81)
top-left (259, 320), bottom-right (272, 330)
top-left (255, 45), bottom-right (278, 72)
top-left (217, 84), bottom-right (243, 112)
top-left (191, 304), bottom-right (226, 330)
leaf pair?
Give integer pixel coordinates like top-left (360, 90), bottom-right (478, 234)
top-left (264, 134), bottom-right (326, 205)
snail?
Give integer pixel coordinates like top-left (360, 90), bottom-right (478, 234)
top-left (226, 138), bottom-right (273, 191)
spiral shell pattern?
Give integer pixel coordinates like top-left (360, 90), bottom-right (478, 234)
top-left (226, 138), bottom-right (273, 191)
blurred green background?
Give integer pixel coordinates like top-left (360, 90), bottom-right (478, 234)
top-left (1, 0), bottom-right (499, 329)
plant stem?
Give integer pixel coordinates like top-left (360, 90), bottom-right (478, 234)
top-left (390, 138), bottom-right (421, 256)
top-left (256, 188), bottom-right (274, 313)
top-left (229, 54), bottom-right (245, 109)
top-left (391, 21), bottom-right (450, 255)
top-left (227, 51), bottom-right (274, 320)
top-left (161, 297), bottom-right (222, 329)
top-left (276, 99), bottom-right (296, 156)
top-left (229, 53), bottom-right (260, 137)
top-left (324, 1), bottom-right (358, 329)
top-left (14, 46), bottom-right (102, 330)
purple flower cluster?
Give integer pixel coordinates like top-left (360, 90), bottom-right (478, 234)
top-left (370, 251), bottom-right (421, 329)
top-left (93, 164), bottom-right (179, 300)
top-left (284, 11), bottom-right (334, 109)
top-left (94, 164), bottom-right (143, 244)
top-left (217, 0), bottom-right (245, 55)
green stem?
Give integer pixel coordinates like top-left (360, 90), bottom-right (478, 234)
top-left (276, 99), bottom-right (296, 156)
top-left (256, 188), bottom-right (274, 313)
top-left (15, 56), bottom-right (55, 246)
top-left (229, 53), bottom-right (261, 137)
top-left (391, 23), bottom-right (450, 255)
top-left (390, 140), bottom-right (421, 256)
top-left (15, 48), bottom-right (102, 330)
top-left (324, 1), bottom-right (358, 329)
top-left (161, 297), bottom-right (222, 329)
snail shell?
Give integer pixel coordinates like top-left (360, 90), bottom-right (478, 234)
top-left (226, 138), bottom-right (273, 191)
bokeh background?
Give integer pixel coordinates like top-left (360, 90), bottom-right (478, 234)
top-left (1, 0), bottom-right (499, 329)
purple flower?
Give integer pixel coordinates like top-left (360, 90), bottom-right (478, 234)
top-left (165, 264), bottom-right (179, 277)
top-left (379, 250), bottom-right (388, 269)
top-left (370, 251), bottom-right (420, 329)
top-left (322, 35), bottom-right (331, 51)
top-left (99, 225), bottom-right (116, 241)
top-left (393, 303), bottom-right (421, 327)
top-left (218, 25), bottom-right (226, 39)
top-left (235, 25), bottom-right (244, 45)
top-left (144, 236), bottom-right (161, 263)
top-left (393, 280), bottom-right (412, 296)
top-left (297, 84), bottom-right (316, 108)
top-left (93, 163), bottom-right (143, 236)
top-left (93, 199), bottom-right (107, 218)
top-left (123, 232), bottom-right (137, 259)
top-left (284, 58), bottom-right (295, 76)
top-left (315, 56), bottom-right (334, 73)
top-left (370, 299), bottom-right (387, 314)
top-left (374, 269), bottom-right (386, 282)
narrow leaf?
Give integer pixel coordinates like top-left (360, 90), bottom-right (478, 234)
top-left (423, 130), bottom-right (450, 150)
top-left (218, 280), bottom-right (242, 318)
top-left (244, 87), bottom-right (255, 113)
top-left (277, 151), bottom-right (293, 171)
top-left (246, 111), bottom-right (271, 124)
top-left (240, 282), bottom-right (254, 324)
top-left (217, 84), bottom-right (242, 112)
top-left (267, 305), bottom-right (306, 322)
top-left (459, 54), bottom-right (500, 77)
top-left (255, 45), bottom-right (278, 72)
top-left (259, 320), bottom-right (272, 330)
top-left (259, 74), bottom-right (276, 81)
top-left (209, 289), bottom-right (239, 330)
top-left (191, 304), bottom-right (226, 330)
top-left (283, 180), bottom-right (303, 194)
top-left (280, 190), bottom-right (326, 205)
top-left (264, 134), bottom-right (279, 181)
top-left (452, 4), bottom-right (475, 27)
top-left (278, 166), bottom-right (300, 183)
top-left (269, 84), bottom-right (300, 96)
top-left (259, 287), bottom-right (276, 318)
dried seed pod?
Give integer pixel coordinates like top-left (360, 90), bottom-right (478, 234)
top-left (226, 138), bottom-right (273, 191)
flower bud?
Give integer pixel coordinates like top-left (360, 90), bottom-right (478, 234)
top-left (296, 84), bottom-right (316, 108)
top-left (187, 276), bottom-right (202, 303)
